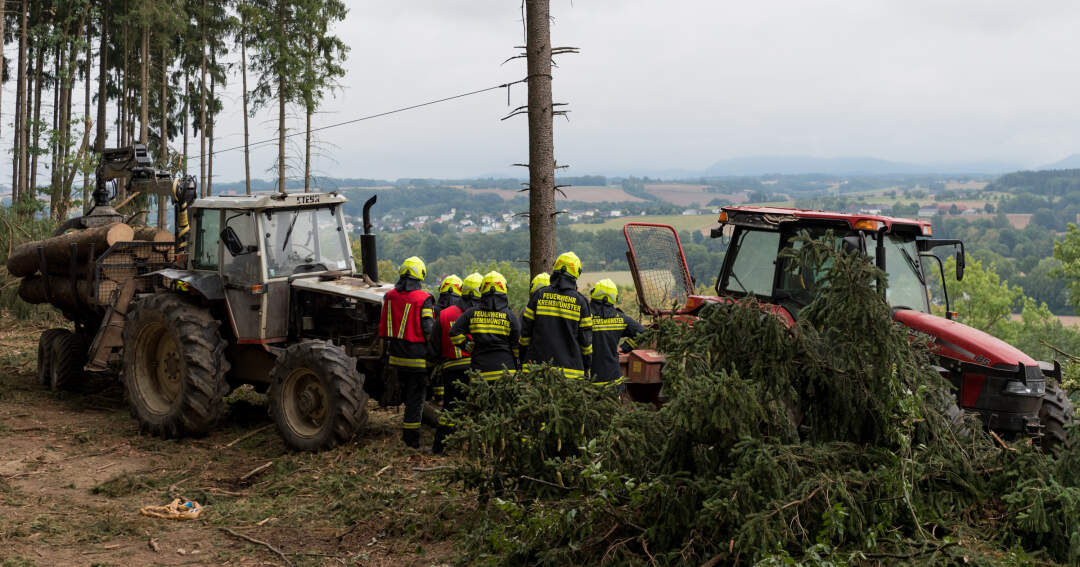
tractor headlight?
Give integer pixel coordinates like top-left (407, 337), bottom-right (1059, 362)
top-left (1003, 379), bottom-right (1045, 397)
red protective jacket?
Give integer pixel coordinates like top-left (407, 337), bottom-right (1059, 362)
top-left (436, 304), bottom-right (470, 370)
top-left (380, 288), bottom-right (432, 343)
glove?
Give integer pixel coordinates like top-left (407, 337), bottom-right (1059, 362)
top-left (463, 341), bottom-right (475, 354)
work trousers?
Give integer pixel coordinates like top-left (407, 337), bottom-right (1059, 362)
top-left (432, 368), bottom-right (470, 454)
top-left (399, 369), bottom-right (427, 448)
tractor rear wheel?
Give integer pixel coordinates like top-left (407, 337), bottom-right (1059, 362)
top-left (50, 331), bottom-right (88, 392)
top-left (37, 328), bottom-right (69, 388)
top-left (122, 294), bottom-right (230, 438)
top-left (269, 341), bottom-right (368, 451)
top-left (1039, 380), bottom-right (1072, 452)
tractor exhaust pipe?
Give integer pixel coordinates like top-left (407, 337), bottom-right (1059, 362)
top-left (360, 196), bottom-right (378, 281)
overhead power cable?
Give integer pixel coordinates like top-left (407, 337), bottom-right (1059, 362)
top-left (196, 79), bottom-right (527, 160)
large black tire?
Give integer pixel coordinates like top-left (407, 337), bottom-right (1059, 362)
top-left (121, 294), bottom-right (230, 438)
top-left (37, 328), bottom-right (69, 388)
top-left (1039, 380), bottom-right (1073, 453)
top-left (269, 340), bottom-right (368, 451)
top-left (50, 332), bottom-right (88, 392)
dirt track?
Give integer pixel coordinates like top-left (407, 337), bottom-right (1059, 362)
top-left (0, 319), bottom-right (463, 567)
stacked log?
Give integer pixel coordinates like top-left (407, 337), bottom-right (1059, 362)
top-left (6, 223), bottom-right (134, 277)
top-left (8, 223), bottom-right (174, 312)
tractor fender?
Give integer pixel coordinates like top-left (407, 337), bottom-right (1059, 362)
top-left (145, 269), bottom-right (225, 301)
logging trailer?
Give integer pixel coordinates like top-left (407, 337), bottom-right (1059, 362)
top-left (19, 145), bottom-right (395, 451)
top-left (622, 208), bottom-right (1074, 450)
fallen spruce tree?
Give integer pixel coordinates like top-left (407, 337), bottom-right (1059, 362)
top-left (444, 233), bottom-right (1080, 566)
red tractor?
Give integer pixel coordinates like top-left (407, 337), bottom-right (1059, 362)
top-left (623, 206), bottom-right (1073, 448)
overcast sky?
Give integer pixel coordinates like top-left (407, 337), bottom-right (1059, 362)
top-left (5, 0), bottom-right (1080, 184)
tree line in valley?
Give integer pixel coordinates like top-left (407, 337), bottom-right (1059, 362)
top-left (2, 0), bottom-right (348, 225)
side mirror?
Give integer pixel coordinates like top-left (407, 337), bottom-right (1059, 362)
top-left (221, 226), bottom-right (246, 257)
top-left (956, 253), bottom-right (965, 281)
top-left (842, 235), bottom-right (864, 255)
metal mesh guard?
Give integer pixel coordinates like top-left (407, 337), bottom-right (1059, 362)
top-left (95, 242), bottom-right (180, 304)
top-left (625, 224), bottom-right (693, 312)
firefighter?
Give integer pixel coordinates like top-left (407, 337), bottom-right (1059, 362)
top-left (461, 272), bottom-right (483, 311)
top-left (429, 275), bottom-right (463, 401)
top-left (588, 278), bottom-right (646, 388)
top-left (378, 256), bottom-right (435, 449)
top-left (518, 272), bottom-right (549, 362)
top-left (449, 271), bottom-right (521, 382)
top-left (430, 277), bottom-right (472, 455)
top-left (520, 252), bottom-right (593, 380)
top-left (434, 274), bottom-right (463, 315)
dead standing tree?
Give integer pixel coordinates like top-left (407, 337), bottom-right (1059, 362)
top-left (508, 0), bottom-right (578, 277)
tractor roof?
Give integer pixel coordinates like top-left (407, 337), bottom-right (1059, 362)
top-left (194, 191), bottom-right (348, 210)
top-left (720, 205), bottom-right (932, 235)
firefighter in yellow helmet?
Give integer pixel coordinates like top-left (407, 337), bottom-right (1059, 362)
top-left (520, 252), bottom-right (593, 379)
top-left (378, 256), bottom-right (435, 449)
top-left (588, 278), bottom-right (645, 389)
top-left (428, 275), bottom-right (464, 401)
top-left (449, 271), bottom-right (521, 382)
top-left (461, 272), bottom-right (484, 311)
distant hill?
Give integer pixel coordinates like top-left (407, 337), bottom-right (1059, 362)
top-left (985, 168), bottom-right (1080, 196)
top-left (1039, 154), bottom-right (1080, 170)
top-left (705, 156), bottom-right (1020, 176)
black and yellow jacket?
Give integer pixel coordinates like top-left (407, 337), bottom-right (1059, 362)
top-left (520, 271), bottom-right (593, 379)
top-left (449, 293), bottom-right (521, 381)
top-left (588, 300), bottom-right (646, 385)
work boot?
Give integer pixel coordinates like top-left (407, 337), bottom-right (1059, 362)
top-left (431, 428), bottom-right (448, 455)
top-left (402, 429), bottom-right (420, 449)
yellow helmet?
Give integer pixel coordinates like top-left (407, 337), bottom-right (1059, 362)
top-left (590, 278), bottom-right (618, 305)
top-left (530, 272), bottom-right (550, 294)
top-left (480, 271), bottom-right (508, 295)
top-left (439, 274), bottom-right (462, 296)
top-left (462, 272), bottom-right (483, 298)
top-left (399, 256), bottom-right (427, 281)
top-left (553, 251), bottom-right (582, 279)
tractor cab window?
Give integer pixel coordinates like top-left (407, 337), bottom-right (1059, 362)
top-left (878, 233), bottom-right (930, 313)
top-left (221, 210), bottom-right (261, 283)
top-left (722, 229), bottom-right (780, 297)
top-left (192, 209), bottom-right (221, 271)
top-left (264, 206), bottom-right (351, 278)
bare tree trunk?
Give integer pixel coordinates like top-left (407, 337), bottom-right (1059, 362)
top-left (199, 0), bottom-right (208, 197)
top-left (30, 37), bottom-right (45, 204)
top-left (140, 25), bottom-right (149, 145)
top-left (525, 0), bottom-right (556, 277)
top-left (183, 71), bottom-right (189, 175)
top-left (159, 44), bottom-right (169, 228)
top-left (0, 2), bottom-right (5, 140)
top-left (84, 13), bottom-right (92, 207)
top-left (241, 8), bottom-right (251, 195)
top-left (277, 0), bottom-right (286, 195)
top-left (15, 0), bottom-right (29, 211)
top-left (207, 49), bottom-right (215, 196)
top-left (304, 34), bottom-right (312, 193)
top-left (51, 44), bottom-right (60, 213)
top-left (95, 0), bottom-right (109, 154)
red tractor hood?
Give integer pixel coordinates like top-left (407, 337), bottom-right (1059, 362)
top-left (892, 309), bottom-right (1036, 367)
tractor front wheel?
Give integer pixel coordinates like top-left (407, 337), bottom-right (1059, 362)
top-left (269, 341), bottom-right (368, 451)
top-left (1039, 380), bottom-right (1073, 453)
top-left (122, 294), bottom-right (230, 438)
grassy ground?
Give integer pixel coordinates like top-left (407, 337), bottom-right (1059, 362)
top-left (0, 316), bottom-right (470, 567)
